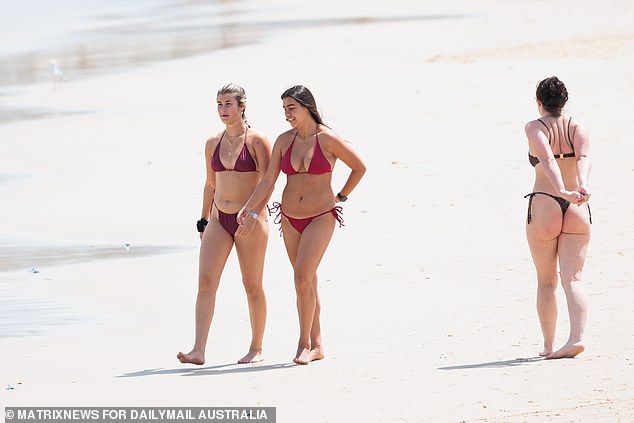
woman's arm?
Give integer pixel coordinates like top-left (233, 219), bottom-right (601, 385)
top-left (250, 132), bottom-right (274, 214)
top-left (234, 135), bottom-right (284, 237)
top-left (525, 121), bottom-right (581, 204)
top-left (572, 123), bottom-right (592, 200)
top-left (323, 131), bottom-right (366, 202)
top-left (200, 137), bottom-right (217, 239)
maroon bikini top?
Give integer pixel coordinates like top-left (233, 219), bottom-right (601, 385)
top-left (281, 130), bottom-right (332, 175)
top-left (211, 129), bottom-right (257, 172)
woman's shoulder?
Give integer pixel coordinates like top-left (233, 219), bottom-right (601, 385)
top-left (205, 131), bottom-right (224, 150)
top-left (246, 128), bottom-right (268, 144)
top-left (565, 115), bottom-right (584, 131)
top-left (317, 125), bottom-right (345, 146)
top-left (275, 129), bottom-right (295, 145)
top-left (525, 117), bottom-right (544, 128)
top-left (525, 118), bottom-right (548, 135)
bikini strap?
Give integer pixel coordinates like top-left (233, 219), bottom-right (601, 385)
top-left (269, 202), bottom-right (284, 236)
top-left (523, 192), bottom-right (552, 224)
top-left (214, 131), bottom-right (226, 154)
top-left (587, 203), bottom-right (592, 224)
top-left (567, 116), bottom-right (575, 151)
top-left (243, 126), bottom-right (248, 146)
top-left (537, 118), bottom-right (550, 141)
top-left (285, 131), bottom-right (298, 158)
top-left (524, 193), bottom-right (536, 224)
top-left (331, 206), bottom-right (345, 228)
top-left (240, 126), bottom-right (250, 156)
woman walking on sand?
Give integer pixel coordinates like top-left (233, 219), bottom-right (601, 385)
top-left (524, 76), bottom-right (592, 359)
top-left (177, 83), bottom-right (272, 365)
top-left (235, 85), bottom-right (366, 365)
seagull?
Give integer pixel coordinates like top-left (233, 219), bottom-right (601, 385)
top-left (50, 59), bottom-right (67, 83)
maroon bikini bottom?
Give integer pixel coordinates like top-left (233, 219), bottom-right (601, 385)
top-left (270, 202), bottom-right (344, 234)
top-left (213, 202), bottom-right (239, 238)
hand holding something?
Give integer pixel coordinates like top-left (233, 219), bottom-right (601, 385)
top-left (578, 186), bottom-right (591, 204)
top-left (560, 189), bottom-right (583, 205)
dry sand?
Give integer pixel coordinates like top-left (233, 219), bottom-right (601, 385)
top-left (1, 0), bottom-right (634, 421)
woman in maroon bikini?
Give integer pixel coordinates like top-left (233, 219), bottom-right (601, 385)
top-left (177, 83), bottom-right (272, 365)
top-left (236, 85), bottom-right (366, 365)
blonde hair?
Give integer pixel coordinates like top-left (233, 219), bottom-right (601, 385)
top-left (217, 83), bottom-right (248, 124)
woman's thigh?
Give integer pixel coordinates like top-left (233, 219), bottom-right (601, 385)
top-left (234, 218), bottom-right (269, 285)
top-left (293, 213), bottom-right (336, 276)
top-left (557, 232), bottom-right (591, 281)
top-left (199, 220), bottom-right (234, 286)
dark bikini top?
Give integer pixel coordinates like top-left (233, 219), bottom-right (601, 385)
top-left (529, 117), bottom-right (576, 167)
top-left (281, 130), bottom-right (332, 175)
top-left (211, 129), bottom-right (257, 172)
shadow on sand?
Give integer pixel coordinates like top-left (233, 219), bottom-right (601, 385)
top-left (117, 362), bottom-right (297, 378)
top-left (438, 356), bottom-right (545, 370)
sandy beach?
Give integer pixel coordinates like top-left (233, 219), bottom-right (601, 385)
top-left (2, 0), bottom-right (634, 421)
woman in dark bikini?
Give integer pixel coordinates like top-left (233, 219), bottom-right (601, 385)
top-left (236, 85), bottom-right (366, 365)
top-left (177, 84), bottom-right (272, 365)
top-left (524, 76), bottom-right (592, 359)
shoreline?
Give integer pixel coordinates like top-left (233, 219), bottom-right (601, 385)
top-left (0, 242), bottom-right (187, 274)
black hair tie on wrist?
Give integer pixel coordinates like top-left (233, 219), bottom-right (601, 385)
top-left (197, 218), bottom-right (208, 233)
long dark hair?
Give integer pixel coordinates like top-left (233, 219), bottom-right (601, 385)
top-left (281, 85), bottom-right (324, 125)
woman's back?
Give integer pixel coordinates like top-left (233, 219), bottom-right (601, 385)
top-left (529, 115), bottom-right (582, 194)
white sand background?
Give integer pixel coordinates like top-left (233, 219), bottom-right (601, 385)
top-left (1, 0), bottom-right (634, 421)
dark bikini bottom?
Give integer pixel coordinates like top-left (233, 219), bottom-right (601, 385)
top-left (524, 192), bottom-right (592, 225)
top-left (270, 202), bottom-right (344, 234)
top-left (213, 202), bottom-right (239, 238)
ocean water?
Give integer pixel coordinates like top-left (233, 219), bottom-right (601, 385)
top-left (0, 0), bottom-right (249, 87)
top-left (0, 0), bottom-right (465, 127)
top-left (0, 0), bottom-right (462, 88)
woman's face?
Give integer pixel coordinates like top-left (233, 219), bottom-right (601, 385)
top-left (217, 94), bottom-right (243, 124)
top-left (282, 96), bottom-right (309, 128)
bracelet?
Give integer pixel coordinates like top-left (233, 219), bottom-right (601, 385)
top-left (337, 193), bottom-right (348, 202)
top-left (248, 211), bottom-right (258, 220)
top-left (196, 218), bottom-right (208, 233)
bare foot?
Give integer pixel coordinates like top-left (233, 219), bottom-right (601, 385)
top-left (293, 346), bottom-right (324, 365)
top-left (546, 342), bottom-right (585, 359)
top-left (309, 346), bottom-right (325, 362)
top-left (238, 350), bottom-right (263, 364)
top-left (539, 347), bottom-right (553, 357)
top-left (177, 350), bottom-right (205, 365)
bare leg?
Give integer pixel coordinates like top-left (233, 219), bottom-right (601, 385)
top-left (526, 197), bottom-right (562, 357)
top-left (234, 216), bottom-right (269, 364)
top-left (547, 232), bottom-right (590, 359)
top-left (309, 273), bottom-right (325, 361)
top-left (177, 221), bottom-right (233, 365)
top-left (281, 213), bottom-right (335, 365)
